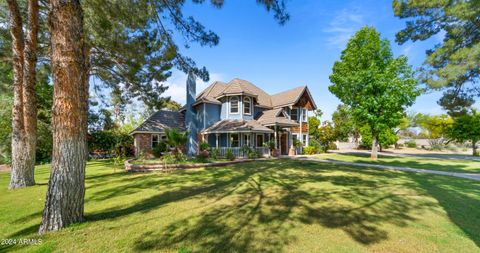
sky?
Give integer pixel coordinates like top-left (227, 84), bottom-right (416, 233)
top-left (160, 0), bottom-right (447, 121)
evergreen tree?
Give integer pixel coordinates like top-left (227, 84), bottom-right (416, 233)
top-left (393, 0), bottom-right (480, 113)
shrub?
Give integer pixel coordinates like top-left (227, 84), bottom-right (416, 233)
top-left (152, 141), bottom-right (167, 158)
top-left (404, 140), bottom-right (417, 148)
top-left (197, 149), bottom-right (210, 159)
top-left (210, 148), bottom-right (219, 159)
top-left (430, 143), bottom-right (444, 151)
top-left (256, 149), bottom-right (263, 158)
top-left (199, 142), bottom-right (211, 151)
top-left (303, 146), bottom-right (317, 155)
top-left (162, 154), bottom-right (176, 164)
top-left (226, 149), bottom-right (235, 161)
top-left (328, 142), bottom-right (337, 150)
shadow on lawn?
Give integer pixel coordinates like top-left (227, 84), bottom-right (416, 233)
top-left (87, 159), bottom-right (439, 252)
top-left (328, 153), bottom-right (480, 173)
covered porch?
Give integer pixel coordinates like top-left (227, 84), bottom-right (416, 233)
top-left (201, 120), bottom-right (273, 157)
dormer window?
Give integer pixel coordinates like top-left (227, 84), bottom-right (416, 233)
top-left (243, 97), bottom-right (251, 115)
top-left (230, 96), bottom-right (239, 114)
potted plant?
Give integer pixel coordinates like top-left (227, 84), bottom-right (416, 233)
top-left (264, 140), bottom-right (279, 157)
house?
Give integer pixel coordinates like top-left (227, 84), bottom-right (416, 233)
top-left (131, 73), bottom-right (317, 157)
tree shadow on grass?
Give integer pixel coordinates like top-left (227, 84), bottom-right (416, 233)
top-left (127, 160), bottom-right (436, 252)
top-left (412, 173), bottom-right (480, 247)
top-left (328, 153), bottom-right (480, 173)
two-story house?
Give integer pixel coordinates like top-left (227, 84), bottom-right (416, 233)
top-left (131, 74), bottom-right (317, 157)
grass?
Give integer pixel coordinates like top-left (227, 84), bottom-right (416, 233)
top-left (315, 153), bottom-right (480, 174)
top-left (0, 159), bottom-right (479, 252)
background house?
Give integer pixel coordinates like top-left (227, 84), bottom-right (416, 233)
top-left (131, 74), bottom-right (317, 157)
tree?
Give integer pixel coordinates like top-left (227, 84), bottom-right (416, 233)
top-left (414, 113), bottom-right (453, 147)
top-left (39, 0), bottom-right (88, 234)
top-left (360, 125), bottom-right (398, 151)
top-left (329, 27), bottom-right (420, 160)
top-left (393, 0), bottom-right (480, 113)
top-left (317, 122), bottom-right (336, 153)
top-left (165, 100), bottom-right (182, 111)
top-left (331, 104), bottom-right (359, 143)
top-left (6, 0), bottom-right (40, 189)
top-left (447, 110), bottom-right (480, 156)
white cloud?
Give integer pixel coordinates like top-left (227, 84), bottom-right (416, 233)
top-left (162, 71), bottom-right (224, 105)
top-left (324, 8), bottom-right (367, 49)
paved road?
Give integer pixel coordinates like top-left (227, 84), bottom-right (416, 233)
top-left (291, 156), bottom-right (480, 182)
top-left (329, 149), bottom-right (480, 161)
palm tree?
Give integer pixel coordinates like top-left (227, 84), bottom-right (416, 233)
top-left (164, 128), bottom-right (188, 160)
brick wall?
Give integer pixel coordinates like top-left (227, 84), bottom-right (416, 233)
top-left (134, 133), bottom-right (152, 157)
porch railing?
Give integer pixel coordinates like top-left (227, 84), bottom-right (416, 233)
top-left (215, 146), bottom-right (270, 158)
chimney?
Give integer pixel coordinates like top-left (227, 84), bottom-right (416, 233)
top-left (185, 72), bottom-right (198, 156)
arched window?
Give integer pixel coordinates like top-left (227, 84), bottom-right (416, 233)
top-left (243, 97), bottom-right (251, 115)
top-left (230, 96), bottom-right (239, 114)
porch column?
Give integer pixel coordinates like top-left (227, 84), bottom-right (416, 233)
top-left (215, 134), bottom-right (219, 148)
top-left (274, 125), bottom-right (278, 149)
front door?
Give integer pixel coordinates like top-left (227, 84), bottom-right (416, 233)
top-left (280, 133), bottom-right (288, 155)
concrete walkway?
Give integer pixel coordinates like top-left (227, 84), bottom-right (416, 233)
top-left (291, 155), bottom-right (480, 182)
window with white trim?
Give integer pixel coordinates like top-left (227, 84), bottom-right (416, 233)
top-left (151, 134), bottom-right (160, 148)
top-left (301, 109), bottom-right (307, 122)
top-left (243, 97), bottom-right (251, 115)
top-left (302, 134), bottom-right (307, 145)
top-left (230, 96), bottom-right (239, 114)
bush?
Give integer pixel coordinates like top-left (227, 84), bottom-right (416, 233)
top-left (152, 141), bottom-right (167, 158)
top-left (199, 142), bottom-right (211, 151)
top-left (226, 149), bottom-right (235, 161)
top-left (303, 146), bottom-right (317, 155)
top-left (210, 148), bottom-right (219, 159)
top-left (328, 142), bottom-right (337, 150)
top-left (404, 140), bottom-right (417, 148)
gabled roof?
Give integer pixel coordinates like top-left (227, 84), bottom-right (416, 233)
top-left (189, 78), bottom-right (317, 111)
top-left (131, 110), bottom-right (185, 134)
top-left (202, 119), bottom-right (274, 134)
top-left (256, 108), bottom-right (299, 127)
top-left (271, 86), bottom-right (317, 109)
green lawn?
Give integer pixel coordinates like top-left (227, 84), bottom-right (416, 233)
top-left (1, 159), bottom-right (479, 252)
top-left (315, 153), bottom-right (480, 174)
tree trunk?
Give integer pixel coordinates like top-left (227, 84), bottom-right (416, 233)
top-left (371, 132), bottom-right (378, 160)
top-left (39, 0), bottom-right (87, 234)
top-left (22, 0), bottom-right (40, 188)
top-left (473, 140), bottom-right (478, 156)
top-left (7, 0), bottom-right (35, 189)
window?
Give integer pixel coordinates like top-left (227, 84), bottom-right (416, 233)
top-left (291, 108), bottom-right (298, 121)
top-left (256, 134), bottom-right (264, 147)
top-left (301, 109), bottom-right (307, 122)
top-left (230, 133), bottom-right (239, 147)
top-left (230, 96), bottom-right (239, 114)
top-left (243, 97), bottom-right (251, 115)
top-left (302, 134), bottom-right (307, 145)
top-left (151, 134), bottom-right (160, 148)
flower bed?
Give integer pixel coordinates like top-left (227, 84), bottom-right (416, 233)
top-left (125, 158), bottom-right (271, 172)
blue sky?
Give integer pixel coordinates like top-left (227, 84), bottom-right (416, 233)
top-left (162, 0), bottom-right (447, 121)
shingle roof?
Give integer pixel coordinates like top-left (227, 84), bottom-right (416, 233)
top-left (131, 110), bottom-right (185, 134)
top-left (202, 119), bottom-right (274, 134)
top-left (256, 108), bottom-right (299, 126)
top-left (195, 81), bottom-right (227, 105)
top-left (271, 86), bottom-right (306, 108)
